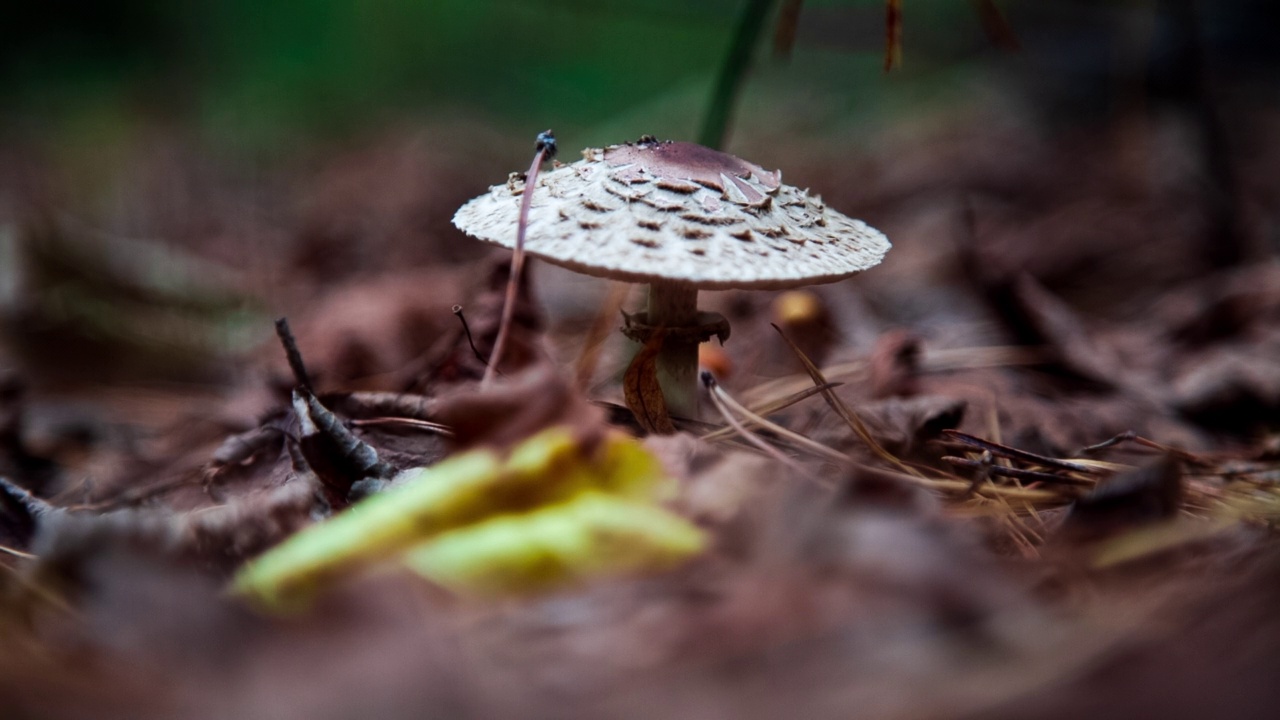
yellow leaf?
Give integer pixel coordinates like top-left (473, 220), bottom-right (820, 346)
top-left (403, 491), bottom-right (705, 597)
top-left (233, 427), bottom-right (685, 609)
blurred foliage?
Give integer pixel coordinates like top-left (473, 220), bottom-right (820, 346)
top-left (4, 1), bottom-right (1278, 149)
top-left (1, 0), bottom-right (991, 156)
top-left (235, 426), bottom-right (703, 608)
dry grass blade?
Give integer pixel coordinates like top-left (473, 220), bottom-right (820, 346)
top-left (1090, 518), bottom-right (1236, 568)
top-left (773, 0), bottom-right (804, 59)
top-left (705, 376), bottom-right (850, 464)
top-left (1066, 458), bottom-right (1136, 473)
top-left (771, 323), bottom-right (922, 477)
top-left (700, 381), bottom-right (841, 442)
top-left (701, 372), bottom-right (825, 485)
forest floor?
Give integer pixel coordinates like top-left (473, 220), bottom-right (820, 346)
top-left (2, 105), bottom-right (1279, 719)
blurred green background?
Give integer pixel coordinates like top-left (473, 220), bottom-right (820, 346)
top-left (3, 0), bottom-right (1275, 191)
top-left (1, 0), bottom-right (1277, 388)
top-left (1, 1), bottom-right (1011, 157)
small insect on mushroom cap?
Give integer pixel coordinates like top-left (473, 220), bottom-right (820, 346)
top-left (453, 137), bottom-right (890, 292)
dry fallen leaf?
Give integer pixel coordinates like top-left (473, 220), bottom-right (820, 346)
top-left (624, 329), bottom-right (676, 435)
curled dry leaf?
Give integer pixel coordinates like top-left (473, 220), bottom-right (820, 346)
top-left (623, 329), bottom-right (676, 435)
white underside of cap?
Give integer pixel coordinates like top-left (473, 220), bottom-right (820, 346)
top-left (452, 150), bottom-right (891, 291)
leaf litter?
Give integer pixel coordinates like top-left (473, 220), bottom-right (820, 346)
top-left (2, 113), bottom-right (1280, 719)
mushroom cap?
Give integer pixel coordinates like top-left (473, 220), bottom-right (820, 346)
top-left (452, 139), bottom-right (890, 290)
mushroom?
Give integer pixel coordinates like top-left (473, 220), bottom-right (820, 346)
top-left (453, 136), bottom-right (890, 419)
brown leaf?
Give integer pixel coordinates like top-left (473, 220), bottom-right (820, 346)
top-left (433, 364), bottom-right (605, 453)
top-left (623, 329), bottom-right (676, 435)
top-left (280, 268), bottom-right (464, 391)
top-left (404, 255), bottom-right (544, 392)
top-left (868, 329), bottom-right (923, 399)
top-left (858, 395), bottom-right (967, 456)
top-left (1061, 456), bottom-right (1183, 541)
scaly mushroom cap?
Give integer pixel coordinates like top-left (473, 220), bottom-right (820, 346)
top-left (452, 139), bottom-right (890, 290)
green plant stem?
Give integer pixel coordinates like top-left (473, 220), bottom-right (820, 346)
top-left (698, 0), bottom-right (778, 150)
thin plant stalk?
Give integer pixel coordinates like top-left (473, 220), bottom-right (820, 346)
top-left (699, 0), bottom-right (778, 149)
top-left (483, 130), bottom-right (556, 386)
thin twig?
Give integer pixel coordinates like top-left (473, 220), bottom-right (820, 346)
top-left (63, 467), bottom-right (207, 511)
top-left (740, 345), bottom-right (1043, 408)
top-left (941, 456), bottom-right (1094, 486)
top-left (483, 130), bottom-right (556, 386)
top-left (941, 429), bottom-right (1105, 475)
top-left (274, 317), bottom-right (313, 392)
top-left (452, 305), bottom-right (493, 372)
top-left (1076, 430), bottom-right (1208, 465)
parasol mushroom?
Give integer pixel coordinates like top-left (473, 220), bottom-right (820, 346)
top-left (453, 136), bottom-right (890, 419)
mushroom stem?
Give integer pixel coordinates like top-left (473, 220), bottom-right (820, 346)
top-left (647, 280), bottom-right (700, 419)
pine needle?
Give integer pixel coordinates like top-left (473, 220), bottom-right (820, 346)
top-left (771, 323), bottom-right (922, 477)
